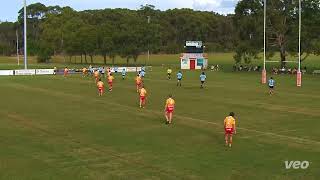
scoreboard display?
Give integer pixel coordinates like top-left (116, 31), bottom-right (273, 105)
top-left (185, 41), bottom-right (204, 53)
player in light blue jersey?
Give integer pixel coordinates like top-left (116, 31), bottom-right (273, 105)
top-left (200, 72), bottom-right (207, 88)
top-left (140, 70), bottom-right (146, 78)
top-left (121, 68), bottom-right (126, 80)
top-left (268, 77), bottom-right (275, 95)
top-left (89, 65), bottom-right (93, 76)
top-left (101, 67), bottom-right (106, 78)
top-left (176, 71), bottom-right (183, 86)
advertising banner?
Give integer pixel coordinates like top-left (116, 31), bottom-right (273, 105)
top-left (0, 70), bottom-right (14, 76)
top-left (35, 69), bottom-right (55, 75)
top-left (14, 69), bottom-right (36, 75)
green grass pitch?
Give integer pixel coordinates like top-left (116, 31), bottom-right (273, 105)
top-left (0, 66), bottom-right (319, 179)
top-left (1, 51), bottom-right (320, 180)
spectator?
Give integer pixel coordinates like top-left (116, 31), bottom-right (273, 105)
top-left (233, 65), bottom-right (237, 71)
top-left (292, 68), bottom-right (297, 74)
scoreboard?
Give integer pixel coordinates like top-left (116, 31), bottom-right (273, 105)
top-left (185, 41), bottom-right (204, 53)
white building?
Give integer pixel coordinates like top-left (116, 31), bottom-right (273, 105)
top-left (180, 41), bottom-right (208, 70)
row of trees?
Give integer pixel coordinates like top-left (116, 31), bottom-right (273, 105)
top-left (0, 22), bottom-right (18, 56)
top-left (0, 3), bottom-right (235, 64)
top-left (234, 0), bottom-right (320, 67)
top-left (0, 1), bottom-right (319, 66)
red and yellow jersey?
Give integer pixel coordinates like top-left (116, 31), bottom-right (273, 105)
top-left (136, 76), bottom-right (142, 84)
top-left (97, 81), bottom-right (104, 88)
top-left (108, 76), bottom-right (114, 83)
top-left (139, 88), bottom-right (147, 97)
top-left (165, 98), bottom-right (175, 108)
top-left (224, 116), bottom-right (235, 129)
top-left (94, 71), bottom-right (99, 77)
top-left (82, 68), bottom-right (87, 73)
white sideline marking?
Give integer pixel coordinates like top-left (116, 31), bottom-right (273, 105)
top-left (240, 129), bottom-right (300, 139)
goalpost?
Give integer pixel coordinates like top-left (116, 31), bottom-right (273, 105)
top-left (23, 0), bottom-right (28, 69)
top-left (261, 0), bottom-right (302, 87)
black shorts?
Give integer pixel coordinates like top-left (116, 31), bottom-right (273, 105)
top-left (168, 73), bottom-right (171, 76)
top-left (177, 78), bottom-right (182, 81)
top-left (201, 81), bottom-right (205, 84)
top-left (269, 86), bottom-right (274, 89)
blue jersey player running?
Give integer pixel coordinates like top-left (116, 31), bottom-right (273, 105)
top-left (140, 70), bottom-right (146, 78)
top-left (176, 71), bottom-right (183, 86)
top-left (268, 77), bottom-right (275, 95)
top-left (121, 68), bottom-right (126, 80)
top-left (200, 72), bottom-right (207, 89)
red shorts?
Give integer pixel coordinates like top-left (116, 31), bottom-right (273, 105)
top-left (136, 82), bottom-right (141, 86)
top-left (225, 128), bottom-right (234, 135)
top-left (108, 82), bottom-right (113, 85)
top-left (140, 96), bottom-right (146, 101)
top-left (166, 107), bottom-right (174, 113)
top-left (98, 87), bottom-right (104, 93)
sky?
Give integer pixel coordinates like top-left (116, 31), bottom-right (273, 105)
top-left (0, 0), bottom-right (239, 22)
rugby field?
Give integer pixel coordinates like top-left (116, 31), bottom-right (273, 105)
top-left (0, 68), bottom-right (319, 179)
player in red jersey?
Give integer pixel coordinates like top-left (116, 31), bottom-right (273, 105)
top-left (135, 74), bottom-right (142, 93)
top-left (107, 73), bottom-right (114, 91)
top-left (224, 112), bottom-right (237, 148)
top-left (63, 67), bottom-right (69, 77)
top-left (139, 85), bottom-right (147, 108)
top-left (97, 78), bottom-right (104, 96)
top-left (94, 70), bottom-right (100, 83)
top-left (164, 94), bottom-right (175, 124)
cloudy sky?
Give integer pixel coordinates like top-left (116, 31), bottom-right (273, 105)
top-left (0, 0), bottom-right (239, 22)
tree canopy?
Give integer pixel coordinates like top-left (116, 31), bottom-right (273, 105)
top-left (234, 0), bottom-right (320, 67)
top-left (0, 1), bottom-right (319, 66)
top-left (1, 3), bottom-right (237, 63)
